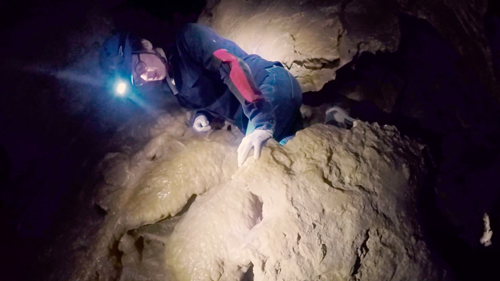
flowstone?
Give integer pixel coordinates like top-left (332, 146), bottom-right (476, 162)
top-left (76, 111), bottom-right (446, 281)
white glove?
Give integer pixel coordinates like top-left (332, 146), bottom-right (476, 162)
top-left (193, 114), bottom-right (212, 132)
top-left (237, 129), bottom-right (273, 167)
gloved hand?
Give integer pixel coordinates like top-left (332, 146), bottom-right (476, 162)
top-left (237, 129), bottom-right (273, 167)
top-left (193, 114), bottom-right (212, 132)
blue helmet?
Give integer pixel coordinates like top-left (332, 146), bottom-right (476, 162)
top-left (99, 32), bottom-right (171, 96)
top-left (99, 32), bottom-right (138, 80)
top-left (100, 32), bottom-right (145, 96)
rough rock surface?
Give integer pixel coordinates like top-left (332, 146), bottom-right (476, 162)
top-left (3, 0), bottom-right (499, 280)
top-left (200, 0), bottom-right (498, 102)
top-left (199, 0), bottom-right (401, 92)
top-left (67, 111), bottom-right (445, 281)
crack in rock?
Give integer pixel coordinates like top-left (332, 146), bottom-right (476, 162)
top-left (285, 58), bottom-right (341, 70)
top-left (351, 229), bottom-right (370, 280)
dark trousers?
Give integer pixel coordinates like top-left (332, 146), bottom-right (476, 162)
top-left (247, 65), bottom-right (303, 142)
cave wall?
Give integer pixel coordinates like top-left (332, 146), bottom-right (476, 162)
top-left (200, 0), bottom-right (498, 102)
top-left (199, 0), bottom-right (401, 92)
top-left (59, 111), bottom-right (446, 281)
top-left (1, 0), bottom-right (499, 280)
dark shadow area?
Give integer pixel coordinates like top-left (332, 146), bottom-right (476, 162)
top-left (241, 263), bottom-right (254, 281)
top-left (0, 1), bottom-right (205, 280)
top-left (125, 0), bottom-right (206, 21)
top-left (107, 0), bottom-right (207, 48)
top-left (175, 194), bottom-right (198, 217)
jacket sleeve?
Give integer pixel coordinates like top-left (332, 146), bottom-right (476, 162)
top-left (176, 23), bottom-right (275, 133)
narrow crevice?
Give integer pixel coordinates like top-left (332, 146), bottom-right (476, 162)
top-left (350, 230), bottom-right (370, 279)
top-left (174, 194), bottom-right (197, 217)
top-left (241, 263), bottom-right (254, 281)
top-left (134, 236), bottom-right (144, 262)
top-left (320, 244), bottom-right (327, 262)
top-left (351, 254), bottom-right (362, 281)
top-left (288, 58), bottom-right (341, 70)
top-left (249, 193), bottom-right (263, 227)
top-left (108, 238), bottom-right (124, 268)
top-left (94, 203), bottom-right (107, 217)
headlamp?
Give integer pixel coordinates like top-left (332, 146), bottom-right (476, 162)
top-left (114, 79), bottom-right (129, 96)
top-left (109, 71), bottom-right (133, 97)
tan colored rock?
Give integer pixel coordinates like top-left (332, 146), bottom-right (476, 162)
top-left (199, 0), bottom-right (400, 92)
top-left (161, 122), bottom-right (438, 280)
top-left (74, 112), bottom-right (445, 280)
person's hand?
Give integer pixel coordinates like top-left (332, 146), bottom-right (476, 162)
top-left (237, 129), bottom-right (273, 167)
top-left (193, 114), bottom-right (212, 132)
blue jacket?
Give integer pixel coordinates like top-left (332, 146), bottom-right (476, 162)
top-left (167, 23), bottom-right (282, 134)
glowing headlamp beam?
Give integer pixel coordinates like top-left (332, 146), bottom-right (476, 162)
top-left (111, 78), bottom-right (154, 113)
top-left (115, 81), bottom-right (128, 96)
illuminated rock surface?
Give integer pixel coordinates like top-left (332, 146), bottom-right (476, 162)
top-left (66, 111), bottom-right (445, 280)
top-left (200, 0), bottom-right (497, 101)
top-left (199, 0), bottom-right (400, 92)
top-left (3, 1), bottom-right (498, 280)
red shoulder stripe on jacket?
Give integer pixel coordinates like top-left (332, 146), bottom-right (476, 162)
top-left (213, 49), bottom-right (260, 102)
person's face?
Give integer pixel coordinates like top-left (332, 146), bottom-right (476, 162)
top-left (131, 53), bottom-right (167, 85)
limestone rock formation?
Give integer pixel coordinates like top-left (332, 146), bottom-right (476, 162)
top-left (5, 0), bottom-right (500, 280)
top-left (68, 110), bottom-right (445, 280)
top-left (200, 0), bottom-right (497, 102)
top-left (199, 0), bottom-right (401, 93)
